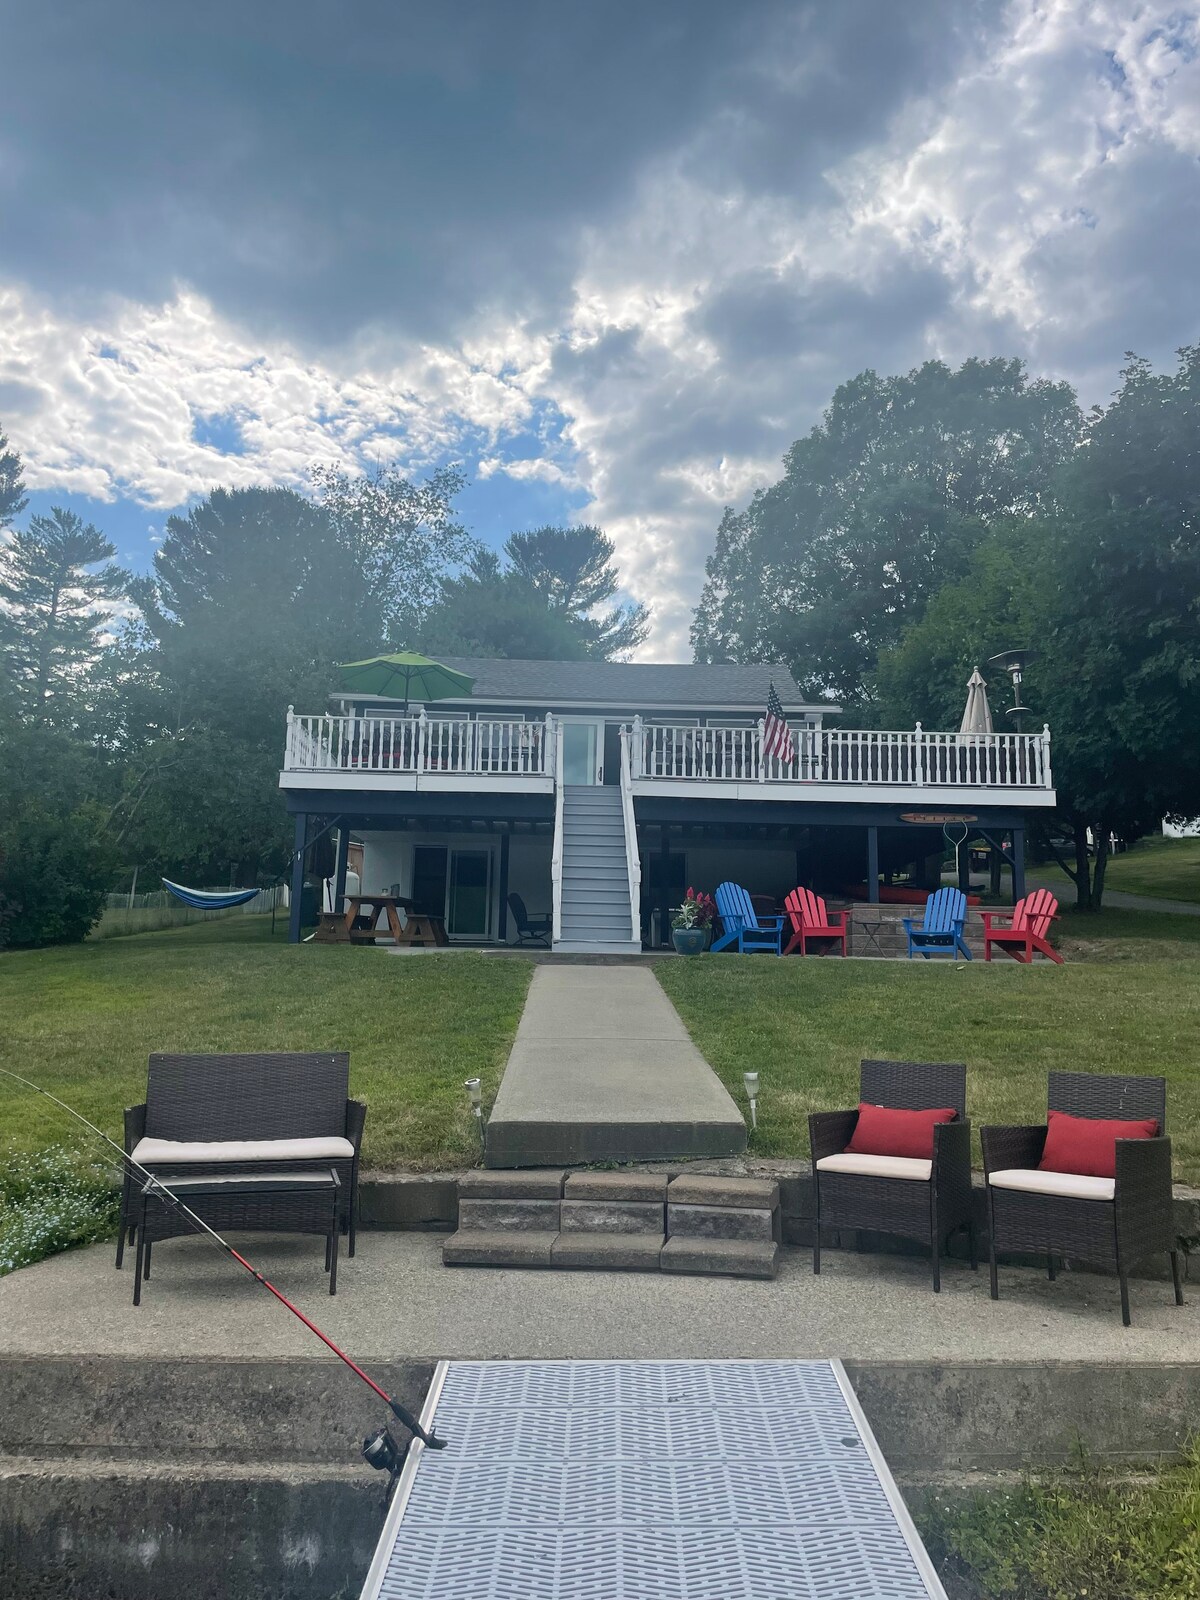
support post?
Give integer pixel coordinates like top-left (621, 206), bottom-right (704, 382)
top-left (958, 831), bottom-right (972, 897)
top-left (1012, 825), bottom-right (1026, 905)
top-left (333, 820), bottom-right (350, 915)
top-left (866, 826), bottom-right (879, 904)
top-left (498, 830), bottom-right (510, 943)
top-left (288, 814), bottom-right (307, 944)
top-left (659, 824), bottom-right (670, 949)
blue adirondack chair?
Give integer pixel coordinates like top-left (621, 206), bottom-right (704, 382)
top-left (903, 887), bottom-right (972, 960)
top-left (711, 882), bottom-right (785, 954)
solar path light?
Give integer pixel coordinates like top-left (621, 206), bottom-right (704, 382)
top-left (743, 1071), bottom-right (760, 1131)
top-left (464, 1077), bottom-right (486, 1150)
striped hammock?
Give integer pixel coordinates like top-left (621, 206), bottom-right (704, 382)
top-left (161, 879), bottom-right (261, 911)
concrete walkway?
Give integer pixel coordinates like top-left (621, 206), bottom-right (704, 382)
top-left (483, 965), bottom-right (747, 1166)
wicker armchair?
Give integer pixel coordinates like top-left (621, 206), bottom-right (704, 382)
top-left (982, 1071), bottom-right (1182, 1326)
top-left (809, 1059), bottom-right (974, 1292)
top-left (116, 1052), bottom-right (365, 1268)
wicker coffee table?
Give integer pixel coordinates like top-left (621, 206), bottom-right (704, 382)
top-left (133, 1168), bottom-right (341, 1305)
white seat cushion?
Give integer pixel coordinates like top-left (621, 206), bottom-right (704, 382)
top-left (816, 1152), bottom-right (932, 1182)
top-left (988, 1167), bottom-right (1115, 1202)
top-left (132, 1136), bottom-right (355, 1165)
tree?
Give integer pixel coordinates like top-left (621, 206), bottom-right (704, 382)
top-left (876, 349), bottom-right (1200, 909)
top-left (0, 419), bottom-right (26, 529)
top-left (422, 549), bottom-right (592, 661)
top-left (310, 463), bottom-right (476, 644)
top-left (504, 525), bottom-right (649, 658)
top-left (0, 507), bottom-right (128, 723)
top-left (692, 358), bottom-right (1081, 708)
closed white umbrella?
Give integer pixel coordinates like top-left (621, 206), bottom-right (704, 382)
top-left (960, 667), bottom-right (994, 735)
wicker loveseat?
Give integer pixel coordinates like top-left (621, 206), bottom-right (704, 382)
top-left (809, 1058), bottom-right (975, 1292)
top-left (116, 1052), bottom-right (365, 1267)
top-left (982, 1070), bottom-right (1182, 1326)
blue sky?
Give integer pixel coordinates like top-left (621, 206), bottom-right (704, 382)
top-left (2, 1), bottom-right (1198, 654)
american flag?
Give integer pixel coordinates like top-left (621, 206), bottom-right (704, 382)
top-left (763, 682), bottom-right (795, 765)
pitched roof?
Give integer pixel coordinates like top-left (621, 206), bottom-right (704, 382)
top-left (407, 656), bottom-right (831, 712)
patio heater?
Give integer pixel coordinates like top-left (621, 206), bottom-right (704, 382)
top-left (986, 648), bottom-right (1040, 733)
top-left (464, 1077), bottom-right (486, 1151)
top-left (743, 1071), bottom-right (760, 1132)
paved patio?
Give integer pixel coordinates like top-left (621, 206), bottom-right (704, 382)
top-left (2, 1230), bottom-right (1194, 1364)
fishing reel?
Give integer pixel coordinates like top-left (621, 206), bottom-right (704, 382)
top-left (362, 1425), bottom-right (408, 1504)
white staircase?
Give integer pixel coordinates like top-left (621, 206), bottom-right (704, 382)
top-left (554, 787), bottom-right (641, 954)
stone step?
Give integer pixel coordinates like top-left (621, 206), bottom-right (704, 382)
top-left (458, 1170), bottom-right (564, 1200)
top-left (563, 1172), bottom-right (668, 1203)
top-left (560, 1199), bottom-right (664, 1235)
top-left (442, 1229), bottom-right (556, 1268)
top-left (668, 1201), bottom-right (774, 1242)
top-left (660, 1237), bottom-right (779, 1279)
top-left (668, 1175), bottom-right (780, 1210)
top-left (550, 1233), bottom-right (663, 1272)
top-left (457, 1198), bottom-right (561, 1232)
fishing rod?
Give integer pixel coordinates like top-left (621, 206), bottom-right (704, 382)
top-left (0, 1068), bottom-right (447, 1482)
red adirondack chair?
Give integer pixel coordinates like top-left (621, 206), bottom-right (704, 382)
top-left (783, 887), bottom-right (848, 956)
top-left (981, 888), bottom-right (1063, 964)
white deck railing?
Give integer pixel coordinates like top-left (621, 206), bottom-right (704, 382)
top-left (630, 719), bottom-right (1052, 789)
top-left (284, 710), bottom-right (555, 777)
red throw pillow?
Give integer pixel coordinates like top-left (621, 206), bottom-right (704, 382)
top-left (846, 1102), bottom-right (958, 1161)
top-left (1039, 1109), bottom-right (1158, 1179)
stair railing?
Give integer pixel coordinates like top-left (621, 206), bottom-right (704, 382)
top-left (618, 726), bottom-right (642, 946)
top-left (550, 718), bottom-right (565, 945)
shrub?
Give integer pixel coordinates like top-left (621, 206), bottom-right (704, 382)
top-left (0, 1145), bottom-right (119, 1275)
top-left (0, 805), bottom-right (118, 948)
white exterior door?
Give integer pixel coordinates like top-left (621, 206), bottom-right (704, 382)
top-left (561, 719), bottom-right (603, 785)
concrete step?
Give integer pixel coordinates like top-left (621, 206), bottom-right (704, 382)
top-left (660, 1237), bottom-right (779, 1279)
top-left (550, 1233), bottom-right (663, 1271)
top-left (564, 1172), bottom-right (668, 1203)
top-left (459, 1170), bottom-right (564, 1200)
top-left (553, 934), bottom-right (643, 947)
top-left (668, 1175), bottom-right (781, 1209)
top-left (442, 1229), bottom-right (556, 1267)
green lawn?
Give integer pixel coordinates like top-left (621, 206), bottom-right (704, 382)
top-left (4, 908), bottom-right (1200, 1184)
top-left (1034, 832), bottom-right (1200, 903)
top-left (658, 908), bottom-right (1200, 1182)
top-left (0, 917), bottom-right (533, 1171)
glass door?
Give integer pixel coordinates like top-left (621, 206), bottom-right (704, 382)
top-left (448, 848), bottom-right (492, 938)
top-left (561, 719), bottom-right (603, 784)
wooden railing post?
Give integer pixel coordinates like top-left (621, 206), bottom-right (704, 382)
top-left (631, 714), bottom-right (644, 779)
top-left (756, 718), bottom-right (766, 782)
top-left (914, 723), bottom-right (925, 786)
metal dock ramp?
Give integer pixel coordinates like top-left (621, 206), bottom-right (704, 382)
top-left (360, 1359), bottom-right (947, 1600)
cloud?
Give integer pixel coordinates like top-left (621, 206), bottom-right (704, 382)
top-left (1, 0), bottom-right (1198, 660)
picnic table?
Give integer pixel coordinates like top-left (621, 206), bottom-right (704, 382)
top-left (340, 894), bottom-right (448, 947)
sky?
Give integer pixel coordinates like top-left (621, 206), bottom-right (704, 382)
top-left (1, 0), bottom-right (1198, 658)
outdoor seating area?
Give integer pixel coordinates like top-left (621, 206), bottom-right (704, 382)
top-left (702, 881), bottom-right (1063, 963)
top-left (101, 1043), bottom-right (1187, 1330)
top-left (116, 1052), bottom-right (366, 1279)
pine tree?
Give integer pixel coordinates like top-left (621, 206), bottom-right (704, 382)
top-left (0, 508), bottom-right (128, 722)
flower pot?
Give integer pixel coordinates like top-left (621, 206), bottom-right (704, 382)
top-left (672, 927), bottom-right (707, 956)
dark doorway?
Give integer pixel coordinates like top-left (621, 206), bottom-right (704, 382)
top-left (642, 848), bottom-right (687, 946)
top-left (602, 722), bottom-right (622, 785)
top-left (411, 845), bottom-right (448, 918)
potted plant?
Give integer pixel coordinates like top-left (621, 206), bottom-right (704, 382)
top-left (671, 888), bottom-right (715, 955)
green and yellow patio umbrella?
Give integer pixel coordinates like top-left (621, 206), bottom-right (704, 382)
top-left (336, 651), bottom-right (475, 712)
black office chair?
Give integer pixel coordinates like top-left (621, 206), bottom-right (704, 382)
top-left (507, 892), bottom-right (552, 947)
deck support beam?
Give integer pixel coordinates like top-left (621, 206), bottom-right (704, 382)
top-left (333, 818), bottom-right (349, 915)
top-left (288, 814), bottom-right (307, 944)
top-left (498, 829), bottom-right (511, 943)
top-left (866, 826), bottom-right (879, 904)
top-left (1012, 825), bottom-right (1026, 904)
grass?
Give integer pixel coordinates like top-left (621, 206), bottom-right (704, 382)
top-left (1033, 833), bottom-right (1200, 904)
top-left (3, 906), bottom-right (1200, 1185)
top-left (0, 916), bottom-right (533, 1171)
top-left (918, 1446), bottom-right (1200, 1599)
top-left (657, 908), bottom-right (1200, 1182)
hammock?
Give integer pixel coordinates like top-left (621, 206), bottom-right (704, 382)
top-left (162, 878), bottom-right (262, 911)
